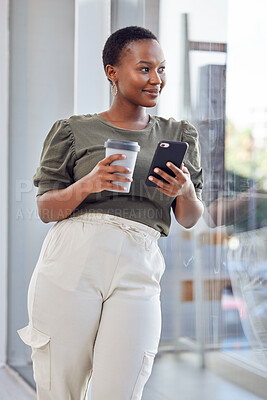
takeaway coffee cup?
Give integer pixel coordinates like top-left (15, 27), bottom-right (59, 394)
top-left (104, 139), bottom-right (140, 192)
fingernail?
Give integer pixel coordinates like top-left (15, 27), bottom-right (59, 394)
top-left (122, 154), bottom-right (126, 158)
top-left (154, 168), bottom-right (159, 173)
top-left (149, 176), bottom-right (153, 181)
top-left (167, 162), bottom-right (171, 167)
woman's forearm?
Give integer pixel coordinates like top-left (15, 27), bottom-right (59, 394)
top-left (37, 176), bottom-right (93, 223)
top-left (174, 184), bottom-right (204, 229)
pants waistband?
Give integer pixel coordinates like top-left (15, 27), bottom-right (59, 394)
top-left (68, 213), bottom-right (161, 241)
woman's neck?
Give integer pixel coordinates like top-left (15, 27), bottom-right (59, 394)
top-left (99, 102), bottom-right (149, 130)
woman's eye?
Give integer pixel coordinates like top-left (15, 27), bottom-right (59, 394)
top-left (140, 67), bottom-right (149, 72)
top-left (140, 66), bottom-right (165, 73)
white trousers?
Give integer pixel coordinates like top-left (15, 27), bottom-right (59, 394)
top-left (18, 213), bottom-right (165, 400)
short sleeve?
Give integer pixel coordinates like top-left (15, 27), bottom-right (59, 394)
top-left (181, 120), bottom-right (203, 201)
top-left (33, 120), bottom-right (76, 195)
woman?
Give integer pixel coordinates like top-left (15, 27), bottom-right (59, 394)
top-left (18, 26), bottom-right (203, 399)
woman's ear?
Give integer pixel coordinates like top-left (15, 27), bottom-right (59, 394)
top-left (105, 64), bottom-right (118, 82)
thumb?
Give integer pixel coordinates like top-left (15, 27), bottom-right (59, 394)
top-left (181, 163), bottom-right (189, 174)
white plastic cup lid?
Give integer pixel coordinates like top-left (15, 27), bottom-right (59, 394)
top-left (104, 139), bottom-right (140, 152)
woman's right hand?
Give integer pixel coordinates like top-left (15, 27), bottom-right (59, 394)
top-left (37, 154), bottom-right (132, 223)
top-left (83, 153), bottom-right (133, 193)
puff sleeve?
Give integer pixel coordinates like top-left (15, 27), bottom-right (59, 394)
top-left (33, 120), bottom-right (76, 195)
top-left (181, 120), bottom-right (203, 201)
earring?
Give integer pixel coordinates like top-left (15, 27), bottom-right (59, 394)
top-left (111, 82), bottom-right (118, 97)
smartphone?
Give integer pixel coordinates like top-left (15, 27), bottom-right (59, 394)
top-left (145, 140), bottom-right (188, 187)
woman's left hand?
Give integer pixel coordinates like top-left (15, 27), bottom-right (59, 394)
top-left (148, 162), bottom-right (193, 198)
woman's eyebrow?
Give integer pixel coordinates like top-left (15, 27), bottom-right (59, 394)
top-left (136, 61), bottom-right (152, 65)
top-left (136, 60), bottom-right (166, 65)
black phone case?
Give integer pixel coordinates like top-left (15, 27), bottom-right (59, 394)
top-left (145, 141), bottom-right (188, 187)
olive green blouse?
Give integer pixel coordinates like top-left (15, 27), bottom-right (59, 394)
top-left (33, 114), bottom-right (203, 236)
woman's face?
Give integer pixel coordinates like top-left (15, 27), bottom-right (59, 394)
top-left (114, 39), bottom-right (166, 108)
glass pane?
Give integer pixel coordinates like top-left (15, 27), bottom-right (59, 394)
top-left (222, 0), bottom-right (267, 370)
top-left (157, 0), bottom-right (267, 391)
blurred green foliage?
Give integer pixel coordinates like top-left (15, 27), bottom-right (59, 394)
top-left (225, 119), bottom-right (267, 191)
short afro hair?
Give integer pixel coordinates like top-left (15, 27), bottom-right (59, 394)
top-left (102, 26), bottom-right (158, 83)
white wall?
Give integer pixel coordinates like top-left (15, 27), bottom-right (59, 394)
top-left (0, 0), bottom-right (9, 367)
top-left (75, 0), bottom-right (111, 114)
top-left (7, 0), bottom-right (75, 366)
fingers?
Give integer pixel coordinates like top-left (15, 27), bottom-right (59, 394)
top-left (149, 162), bottom-right (179, 185)
top-left (166, 161), bottom-right (184, 176)
top-left (152, 168), bottom-right (175, 184)
top-left (105, 173), bottom-right (133, 183)
top-left (147, 174), bottom-right (176, 197)
top-left (100, 153), bottom-right (132, 175)
top-left (101, 153), bottom-right (126, 166)
top-left (180, 163), bottom-right (189, 174)
top-left (106, 165), bottom-right (132, 174)
top-left (148, 174), bottom-right (170, 190)
top-left (147, 162), bottom-right (188, 196)
top-left (106, 174), bottom-right (132, 192)
top-left (150, 162), bottom-right (188, 182)
top-left (110, 183), bottom-right (128, 192)
top-left (166, 161), bottom-right (189, 175)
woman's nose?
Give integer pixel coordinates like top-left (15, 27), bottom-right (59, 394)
top-left (149, 71), bottom-right (162, 84)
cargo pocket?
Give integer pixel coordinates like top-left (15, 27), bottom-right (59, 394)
top-left (131, 351), bottom-right (155, 400)
top-left (17, 325), bottom-right (51, 390)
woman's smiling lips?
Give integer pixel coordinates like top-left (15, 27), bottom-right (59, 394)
top-left (142, 88), bottom-right (160, 97)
